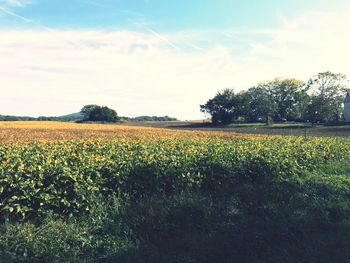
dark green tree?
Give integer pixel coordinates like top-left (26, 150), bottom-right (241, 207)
top-left (81, 105), bottom-right (99, 120)
top-left (235, 91), bottom-right (252, 122)
top-left (80, 105), bottom-right (118, 122)
top-left (303, 95), bottom-right (331, 124)
top-left (245, 85), bottom-right (277, 125)
top-left (200, 89), bottom-right (240, 125)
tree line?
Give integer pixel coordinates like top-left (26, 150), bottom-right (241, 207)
top-left (200, 71), bottom-right (349, 125)
top-left (79, 105), bottom-right (178, 122)
top-left (0, 105), bottom-right (177, 123)
top-left (0, 114), bottom-right (81, 122)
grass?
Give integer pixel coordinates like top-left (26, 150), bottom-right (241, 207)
top-left (121, 121), bottom-right (350, 137)
top-left (1, 159), bottom-right (350, 262)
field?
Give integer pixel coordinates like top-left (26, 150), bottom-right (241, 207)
top-left (1, 122), bottom-right (350, 262)
top-left (121, 120), bottom-right (350, 137)
top-left (0, 121), bottom-right (258, 142)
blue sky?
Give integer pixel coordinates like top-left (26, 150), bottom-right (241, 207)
top-left (1, 0), bottom-right (347, 30)
top-left (0, 0), bottom-right (350, 119)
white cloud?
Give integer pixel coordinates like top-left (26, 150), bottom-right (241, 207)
top-left (0, 30), bottom-right (239, 119)
top-left (239, 7), bottom-right (350, 81)
top-left (1, 4), bottom-right (350, 119)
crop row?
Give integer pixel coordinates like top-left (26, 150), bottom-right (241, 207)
top-left (0, 137), bottom-right (349, 221)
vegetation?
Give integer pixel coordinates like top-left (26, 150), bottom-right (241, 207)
top-left (80, 105), bottom-right (119, 122)
top-left (0, 116), bottom-right (36, 121)
top-left (1, 135), bottom-right (346, 221)
top-left (151, 121), bottom-right (350, 138)
top-left (0, 121), bottom-right (249, 142)
top-left (132, 116), bottom-right (177, 121)
top-left (0, 122), bottom-right (350, 262)
top-left (0, 111), bottom-right (177, 124)
top-left (201, 71), bottom-right (349, 125)
top-left (0, 113), bottom-right (84, 122)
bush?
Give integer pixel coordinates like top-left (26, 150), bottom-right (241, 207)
top-left (81, 105), bottom-right (118, 122)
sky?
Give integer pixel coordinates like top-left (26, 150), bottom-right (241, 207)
top-left (1, 0), bottom-right (350, 119)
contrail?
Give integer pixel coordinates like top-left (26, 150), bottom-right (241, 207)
top-left (0, 5), bottom-right (33, 23)
top-left (0, 5), bottom-right (83, 49)
top-left (0, 5), bottom-right (54, 32)
top-left (85, 2), bottom-right (193, 52)
top-left (144, 28), bottom-right (180, 51)
top-left (132, 20), bottom-right (181, 51)
top-left (1, 0), bottom-right (198, 53)
top-left (141, 26), bottom-right (206, 53)
top-left (131, 18), bottom-right (205, 52)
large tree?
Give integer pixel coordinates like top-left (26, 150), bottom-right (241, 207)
top-left (81, 105), bottom-right (99, 120)
top-left (200, 89), bottom-right (241, 125)
top-left (303, 96), bottom-right (329, 124)
top-left (245, 85), bottom-right (277, 125)
top-left (306, 72), bottom-right (348, 122)
top-left (80, 105), bottom-right (118, 122)
top-left (267, 78), bottom-right (306, 121)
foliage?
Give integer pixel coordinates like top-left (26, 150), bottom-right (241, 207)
top-left (80, 105), bottom-right (118, 122)
top-left (200, 89), bottom-right (241, 125)
top-left (201, 78), bottom-right (306, 125)
top-left (0, 134), bottom-right (348, 221)
top-left (2, 157), bottom-right (350, 262)
top-left (201, 72), bottom-right (349, 125)
top-left (245, 85), bottom-right (277, 125)
top-left (0, 197), bottom-right (135, 263)
top-left (133, 116), bottom-right (178, 121)
top-left (306, 72), bottom-right (349, 123)
top-left (0, 116), bottom-right (36, 121)
top-left (0, 113), bottom-right (84, 122)
top-left (267, 78), bottom-right (307, 121)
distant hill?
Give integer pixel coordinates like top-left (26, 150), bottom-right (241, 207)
top-left (59, 112), bottom-right (84, 119)
top-left (0, 112), bottom-right (84, 122)
top-left (0, 115), bottom-right (36, 121)
top-left (0, 113), bottom-right (177, 122)
top-left (39, 112), bottom-right (84, 122)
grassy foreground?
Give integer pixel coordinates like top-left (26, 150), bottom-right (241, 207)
top-left (0, 122), bottom-right (350, 262)
top-left (2, 159), bottom-right (350, 262)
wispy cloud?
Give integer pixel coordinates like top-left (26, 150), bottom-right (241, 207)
top-left (0, 5), bottom-right (85, 49)
top-left (0, 5), bottom-right (33, 22)
top-left (132, 20), bottom-right (180, 51)
top-left (0, 0), bottom-right (33, 7)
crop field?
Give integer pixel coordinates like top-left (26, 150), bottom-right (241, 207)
top-left (1, 121), bottom-right (350, 262)
top-left (0, 121), bottom-right (257, 142)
